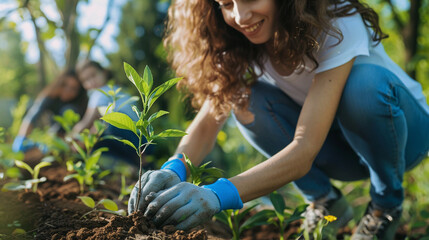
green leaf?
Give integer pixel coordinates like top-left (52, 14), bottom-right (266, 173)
top-left (94, 120), bottom-right (107, 134)
top-left (235, 203), bottom-right (259, 224)
top-left (147, 77), bottom-right (182, 110)
top-left (214, 210), bottom-right (230, 225)
top-left (98, 170), bottom-right (111, 180)
top-left (15, 160), bottom-right (33, 175)
top-left (147, 124), bottom-right (154, 137)
top-left (98, 199), bottom-right (119, 211)
top-left (11, 228), bottom-right (26, 235)
top-left (2, 182), bottom-right (28, 191)
top-left (72, 141), bottom-right (86, 160)
top-left (240, 209), bottom-right (276, 233)
top-left (270, 191), bottom-right (286, 214)
top-left (78, 196), bottom-right (96, 208)
top-left (203, 168), bottom-right (224, 178)
top-left (118, 96), bottom-right (139, 111)
top-left (97, 88), bottom-right (110, 98)
top-left (34, 162), bottom-right (51, 179)
top-left (142, 66), bottom-right (153, 97)
top-left (103, 136), bottom-right (137, 152)
top-left (154, 129), bottom-right (187, 139)
top-left (6, 167), bottom-right (21, 178)
top-left (132, 106), bottom-right (140, 119)
top-left (124, 62), bottom-right (144, 96)
top-left (85, 147), bottom-right (108, 170)
top-left (148, 110), bottom-right (169, 123)
top-left (64, 173), bottom-right (79, 182)
top-left (101, 112), bottom-right (137, 135)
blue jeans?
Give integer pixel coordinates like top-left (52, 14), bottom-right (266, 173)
top-left (233, 64), bottom-right (429, 209)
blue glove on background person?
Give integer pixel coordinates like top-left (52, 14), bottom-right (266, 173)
top-left (143, 178), bottom-right (243, 230)
top-left (12, 135), bottom-right (48, 154)
top-left (128, 154), bottom-right (187, 214)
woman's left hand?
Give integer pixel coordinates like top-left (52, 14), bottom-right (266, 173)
top-left (143, 182), bottom-right (220, 230)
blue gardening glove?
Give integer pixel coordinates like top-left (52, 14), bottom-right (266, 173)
top-left (144, 178), bottom-right (243, 230)
top-left (128, 154), bottom-right (187, 214)
top-left (12, 135), bottom-right (37, 153)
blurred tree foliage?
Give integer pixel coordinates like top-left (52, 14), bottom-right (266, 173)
top-left (0, 27), bottom-right (36, 98)
top-left (0, 0), bottom-right (428, 162)
top-left (0, 0), bottom-right (427, 99)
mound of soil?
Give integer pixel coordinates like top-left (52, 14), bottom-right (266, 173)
top-left (0, 162), bottom-right (419, 240)
top-left (0, 164), bottom-right (219, 240)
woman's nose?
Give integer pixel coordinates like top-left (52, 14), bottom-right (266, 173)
top-left (233, 2), bottom-right (252, 26)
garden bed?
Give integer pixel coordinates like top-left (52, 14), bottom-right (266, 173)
top-left (0, 162), bottom-right (422, 240)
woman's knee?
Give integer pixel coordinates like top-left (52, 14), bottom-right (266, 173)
top-left (338, 64), bottom-right (395, 119)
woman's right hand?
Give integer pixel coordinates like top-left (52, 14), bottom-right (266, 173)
top-left (128, 154), bottom-right (187, 214)
top-left (128, 169), bottom-right (182, 214)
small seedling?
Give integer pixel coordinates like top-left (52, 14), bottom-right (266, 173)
top-left (0, 128), bottom-right (23, 180)
top-left (2, 160), bottom-right (51, 192)
top-left (302, 215), bottom-right (338, 240)
top-left (184, 154), bottom-right (223, 186)
top-left (216, 203), bottom-right (267, 240)
top-left (267, 191), bottom-right (307, 240)
top-left (118, 174), bottom-right (134, 201)
top-left (96, 82), bottom-right (139, 115)
top-left (101, 63), bottom-right (187, 210)
top-left (78, 196), bottom-right (126, 219)
top-left (53, 109), bottom-right (81, 134)
top-left (64, 120), bottom-right (110, 193)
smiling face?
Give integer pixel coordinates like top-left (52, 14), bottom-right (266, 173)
top-left (215, 0), bottom-right (277, 44)
top-left (60, 76), bottom-right (81, 102)
top-left (79, 65), bottom-right (107, 90)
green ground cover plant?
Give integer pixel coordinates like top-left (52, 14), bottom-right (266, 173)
top-left (2, 160), bottom-right (51, 192)
top-left (215, 203), bottom-right (262, 240)
top-left (78, 196), bottom-right (126, 219)
top-left (184, 154), bottom-right (223, 186)
top-left (64, 120), bottom-right (110, 193)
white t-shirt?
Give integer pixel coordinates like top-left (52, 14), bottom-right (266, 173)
top-left (257, 12), bottom-right (429, 113)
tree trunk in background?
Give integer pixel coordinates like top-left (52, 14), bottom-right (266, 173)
top-left (60, 0), bottom-right (80, 70)
top-left (402, 0), bottom-right (421, 79)
top-left (385, 0), bottom-right (422, 79)
top-left (28, 6), bottom-right (47, 91)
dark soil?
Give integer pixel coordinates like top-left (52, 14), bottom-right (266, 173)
top-left (0, 162), bottom-right (422, 240)
top-left (0, 164), bottom-right (217, 240)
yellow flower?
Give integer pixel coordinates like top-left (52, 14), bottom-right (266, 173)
top-left (324, 215), bottom-right (337, 223)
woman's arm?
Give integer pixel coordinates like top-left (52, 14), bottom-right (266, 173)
top-left (230, 59), bottom-right (356, 202)
top-left (17, 96), bottom-right (52, 136)
top-left (72, 107), bottom-right (100, 134)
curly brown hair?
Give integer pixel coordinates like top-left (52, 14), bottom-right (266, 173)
top-left (163, 0), bottom-right (387, 119)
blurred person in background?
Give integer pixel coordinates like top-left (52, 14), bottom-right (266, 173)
top-left (72, 60), bottom-right (150, 168)
top-left (12, 69), bottom-right (88, 157)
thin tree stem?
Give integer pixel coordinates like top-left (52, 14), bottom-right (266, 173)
top-left (135, 140), bottom-right (153, 211)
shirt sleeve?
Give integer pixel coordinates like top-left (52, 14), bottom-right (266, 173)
top-left (315, 13), bottom-right (371, 73)
top-left (23, 97), bottom-right (51, 124)
top-left (87, 87), bottom-right (111, 109)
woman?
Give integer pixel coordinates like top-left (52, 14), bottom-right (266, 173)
top-left (129, 0), bottom-right (429, 239)
top-left (73, 60), bottom-right (143, 166)
top-left (13, 69), bottom-right (87, 153)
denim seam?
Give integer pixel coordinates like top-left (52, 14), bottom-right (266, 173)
top-left (387, 82), bottom-right (401, 180)
top-left (389, 82), bottom-right (429, 173)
